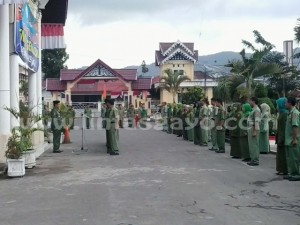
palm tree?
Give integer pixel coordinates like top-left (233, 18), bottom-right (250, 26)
top-left (294, 18), bottom-right (300, 44)
top-left (226, 30), bottom-right (281, 97)
top-left (160, 69), bottom-right (190, 103)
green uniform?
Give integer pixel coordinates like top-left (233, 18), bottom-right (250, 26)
top-left (51, 108), bottom-right (62, 152)
top-left (167, 105), bottom-right (173, 134)
top-left (276, 98), bottom-right (288, 174)
top-left (259, 114), bottom-right (270, 153)
top-left (69, 108), bottom-right (75, 129)
top-left (230, 106), bottom-right (242, 158)
top-left (84, 108), bottom-right (92, 129)
top-left (127, 108), bottom-right (135, 128)
top-left (161, 105), bottom-right (168, 132)
top-left (284, 107), bottom-right (300, 180)
top-left (176, 107), bottom-right (183, 137)
top-left (200, 105), bottom-right (208, 146)
top-left (209, 106), bottom-right (218, 150)
top-left (187, 109), bottom-right (194, 142)
top-left (119, 107), bottom-right (125, 128)
top-left (101, 107), bottom-right (106, 128)
top-left (193, 106), bottom-right (201, 145)
top-left (216, 106), bottom-right (226, 152)
top-left (139, 108), bottom-right (147, 128)
top-left (105, 108), bottom-right (111, 153)
top-left (182, 109), bottom-right (188, 140)
top-left (247, 105), bottom-right (261, 164)
top-left (240, 104), bottom-right (251, 160)
top-left (207, 106), bottom-right (212, 142)
top-left (172, 106), bottom-right (178, 135)
top-left (108, 107), bottom-right (120, 154)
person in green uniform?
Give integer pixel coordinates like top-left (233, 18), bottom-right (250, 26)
top-left (187, 106), bottom-right (194, 142)
top-left (51, 100), bottom-right (63, 153)
top-left (107, 99), bottom-right (120, 155)
top-left (259, 103), bottom-right (270, 154)
top-left (207, 104), bottom-right (212, 142)
top-left (104, 99), bottom-right (111, 154)
top-left (194, 101), bottom-right (201, 145)
top-left (127, 104), bottom-right (135, 128)
top-left (172, 103), bottom-right (178, 135)
top-left (200, 99), bottom-right (209, 146)
top-left (182, 105), bottom-right (189, 140)
top-left (229, 103), bottom-right (242, 158)
top-left (118, 104), bottom-right (125, 128)
top-left (139, 103), bottom-right (147, 128)
top-left (247, 97), bottom-right (261, 166)
top-left (69, 106), bottom-right (76, 130)
top-left (176, 104), bottom-right (183, 137)
top-left (284, 97), bottom-right (300, 181)
top-left (167, 103), bottom-right (173, 134)
top-left (240, 103), bottom-right (251, 161)
top-left (101, 104), bottom-right (106, 129)
top-left (215, 99), bottom-right (226, 153)
top-left (161, 102), bottom-right (168, 132)
top-left (209, 98), bottom-right (218, 151)
top-left (84, 105), bottom-right (92, 129)
top-left (275, 97), bottom-right (288, 175)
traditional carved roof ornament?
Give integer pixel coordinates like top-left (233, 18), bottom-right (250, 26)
top-left (162, 40), bottom-right (194, 56)
top-left (161, 48), bottom-right (196, 65)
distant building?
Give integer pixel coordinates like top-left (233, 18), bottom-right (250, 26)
top-left (45, 59), bottom-right (153, 114)
top-left (154, 41), bottom-right (217, 103)
top-left (283, 40), bottom-right (293, 66)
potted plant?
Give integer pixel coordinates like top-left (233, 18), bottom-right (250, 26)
top-left (5, 128), bottom-right (26, 177)
top-left (5, 101), bottom-right (43, 169)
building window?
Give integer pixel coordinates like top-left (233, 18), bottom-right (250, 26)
top-left (178, 64), bottom-right (180, 67)
top-left (173, 70), bottom-right (178, 75)
top-left (173, 64), bottom-right (175, 67)
top-left (183, 64), bottom-right (184, 67)
top-left (179, 70), bottom-right (184, 75)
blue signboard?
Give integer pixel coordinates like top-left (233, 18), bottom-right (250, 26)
top-left (14, 2), bottom-right (39, 72)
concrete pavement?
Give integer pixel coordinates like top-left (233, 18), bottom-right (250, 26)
top-left (0, 125), bottom-right (299, 225)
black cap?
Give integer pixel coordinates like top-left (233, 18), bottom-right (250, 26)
top-left (53, 100), bottom-right (60, 105)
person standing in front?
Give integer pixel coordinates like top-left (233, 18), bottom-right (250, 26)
top-left (84, 105), bottom-right (92, 129)
top-left (259, 103), bottom-right (271, 154)
top-left (275, 98), bottom-right (288, 175)
top-left (139, 103), bottom-right (147, 128)
top-left (284, 97), bottom-right (300, 181)
top-left (215, 99), bottom-right (226, 153)
top-left (200, 98), bottom-right (209, 146)
top-left (51, 100), bottom-right (63, 153)
top-left (209, 98), bottom-right (218, 151)
top-left (118, 104), bottom-right (125, 128)
top-left (247, 97), bottom-right (261, 166)
top-left (127, 104), bottom-right (135, 128)
top-left (107, 99), bottom-right (120, 155)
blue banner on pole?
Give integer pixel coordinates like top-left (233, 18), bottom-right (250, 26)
top-left (14, 2), bottom-right (39, 72)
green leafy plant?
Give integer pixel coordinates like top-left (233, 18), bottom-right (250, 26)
top-left (4, 101), bottom-right (43, 151)
top-left (5, 128), bottom-right (27, 159)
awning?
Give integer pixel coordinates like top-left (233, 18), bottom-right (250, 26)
top-left (41, 23), bottom-right (66, 49)
top-left (0, 0), bottom-right (26, 4)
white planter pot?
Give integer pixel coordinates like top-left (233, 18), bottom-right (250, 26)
top-left (7, 157), bottom-right (25, 177)
top-left (23, 149), bottom-right (36, 169)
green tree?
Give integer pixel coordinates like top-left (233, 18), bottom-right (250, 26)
top-left (294, 18), bottom-right (300, 44)
top-left (255, 83), bottom-right (268, 98)
top-left (160, 69), bottom-right (190, 103)
top-left (42, 49), bottom-right (69, 79)
top-left (182, 87), bottom-right (204, 104)
top-left (226, 30), bottom-right (281, 97)
top-left (141, 60), bottom-right (149, 75)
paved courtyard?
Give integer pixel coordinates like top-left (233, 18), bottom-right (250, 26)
top-left (0, 124), bottom-right (299, 225)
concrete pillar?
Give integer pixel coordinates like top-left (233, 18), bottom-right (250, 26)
top-left (10, 54), bottom-right (20, 129)
top-left (36, 11), bottom-right (44, 144)
top-left (0, 4), bottom-right (11, 163)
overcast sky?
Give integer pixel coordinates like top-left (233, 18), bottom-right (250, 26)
top-left (64, 0), bottom-right (299, 69)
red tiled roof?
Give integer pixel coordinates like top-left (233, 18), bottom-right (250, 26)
top-left (60, 69), bottom-right (83, 81)
top-left (152, 76), bottom-right (160, 84)
top-left (115, 69), bottom-right (137, 81)
top-left (132, 78), bottom-right (152, 90)
top-left (46, 78), bottom-right (66, 91)
top-left (71, 80), bottom-right (128, 93)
